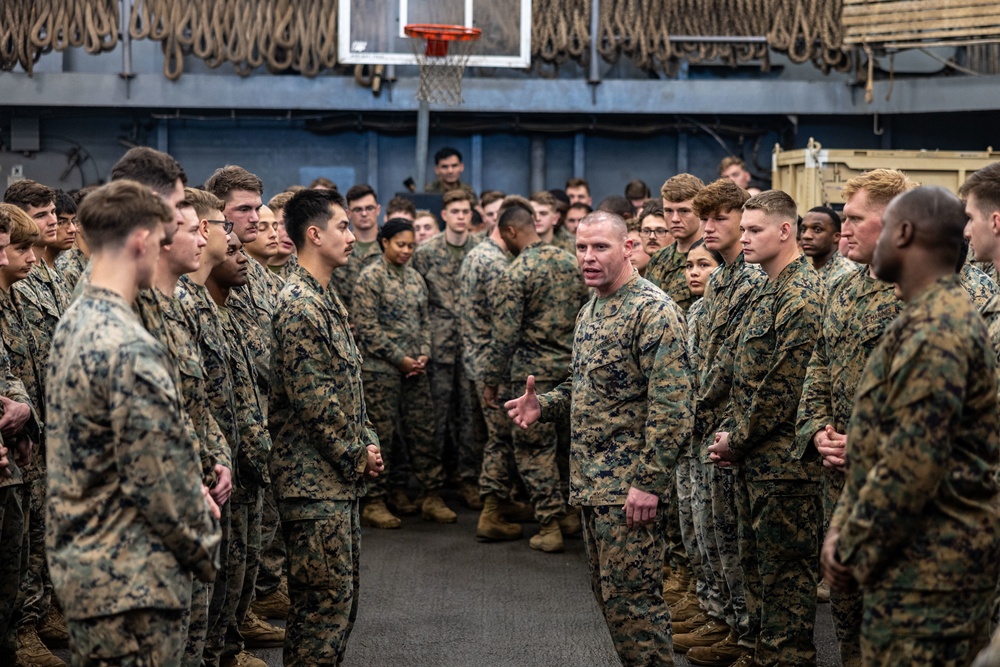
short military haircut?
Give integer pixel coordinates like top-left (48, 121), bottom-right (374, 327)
top-left (110, 147), bottom-right (187, 198)
top-left (565, 177), bottom-right (590, 193)
top-left (386, 196), bottom-right (417, 218)
top-left (267, 191), bottom-right (294, 213)
top-left (4, 179), bottom-right (55, 212)
top-left (743, 189), bottom-right (798, 224)
top-left (479, 190), bottom-right (506, 207)
top-left (529, 191), bottom-right (558, 210)
top-left (285, 184), bottom-right (307, 194)
top-left (184, 187), bottom-right (225, 220)
top-left (497, 204), bottom-right (535, 233)
top-left (443, 189), bottom-right (475, 207)
top-left (624, 179), bottom-right (650, 200)
top-left (841, 168), bottom-right (919, 210)
top-left (345, 184), bottom-right (377, 205)
top-left (597, 195), bottom-right (633, 219)
top-left (719, 156), bottom-right (747, 174)
top-left (960, 162), bottom-right (1000, 218)
top-left (309, 177), bottom-right (337, 190)
top-left (204, 165), bottom-right (264, 201)
top-left (283, 189), bottom-right (347, 250)
top-left (78, 180), bottom-right (172, 251)
top-left (500, 195), bottom-right (534, 217)
top-left (568, 202), bottom-right (593, 215)
top-left (637, 200), bottom-right (664, 222)
top-left (807, 205), bottom-right (842, 232)
top-left (889, 186), bottom-right (967, 267)
top-left (0, 204), bottom-right (40, 245)
top-left (579, 210), bottom-right (628, 240)
top-left (693, 178), bottom-right (751, 218)
top-left (72, 185), bottom-right (100, 207)
top-left (661, 173), bottom-right (705, 203)
top-left (54, 190), bottom-right (77, 217)
top-left (434, 147), bottom-right (462, 164)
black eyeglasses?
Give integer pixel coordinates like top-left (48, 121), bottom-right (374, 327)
top-left (639, 228), bottom-right (670, 238)
top-left (207, 220), bottom-right (235, 234)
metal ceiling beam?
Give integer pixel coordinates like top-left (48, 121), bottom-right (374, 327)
top-left (1, 71), bottom-right (999, 115)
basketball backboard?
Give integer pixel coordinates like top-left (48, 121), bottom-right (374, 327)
top-left (338, 0), bottom-right (531, 68)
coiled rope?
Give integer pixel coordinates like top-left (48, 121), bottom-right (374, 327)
top-left (2, 0), bottom-right (847, 79)
top-left (129, 0), bottom-right (338, 81)
top-left (1, 0), bottom-right (117, 75)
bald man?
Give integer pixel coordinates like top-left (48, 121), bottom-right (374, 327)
top-left (506, 211), bottom-right (693, 665)
top-left (823, 186), bottom-right (1000, 666)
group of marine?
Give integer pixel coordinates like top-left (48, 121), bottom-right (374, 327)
top-left (0, 143), bottom-right (998, 667)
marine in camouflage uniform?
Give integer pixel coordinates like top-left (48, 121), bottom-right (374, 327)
top-left (411, 232), bottom-right (483, 489)
top-left (683, 297), bottom-right (725, 622)
top-left (0, 350), bottom-right (38, 659)
top-left (536, 271), bottom-right (692, 666)
top-left (814, 249), bottom-right (857, 290)
top-left (645, 241), bottom-right (696, 579)
top-left (832, 274), bottom-right (1000, 665)
top-left (10, 260), bottom-right (69, 640)
top-left (484, 242), bottom-right (588, 525)
top-left (646, 243), bottom-right (696, 312)
top-left (693, 253), bottom-right (765, 645)
top-left (216, 272), bottom-right (274, 663)
top-left (176, 273), bottom-right (243, 665)
top-left (353, 257), bottom-right (437, 497)
top-left (54, 247), bottom-right (87, 292)
top-left (720, 255), bottom-right (824, 665)
top-left (458, 237), bottom-right (516, 501)
top-left (134, 284), bottom-right (233, 666)
top-left (797, 260), bottom-right (997, 667)
top-left (46, 284), bottom-right (220, 665)
top-left (329, 239), bottom-right (381, 316)
top-left (270, 261), bottom-right (377, 666)
top-left (241, 258), bottom-right (288, 613)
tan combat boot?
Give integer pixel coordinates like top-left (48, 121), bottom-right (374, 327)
top-left (476, 495), bottom-right (523, 541)
top-left (663, 564), bottom-right (693, 605)
top-left (672, 618), bottom-right (731, 654)
top-left (36, 607), bottom-right (68, 647)
top-left (239, 609), bottom-right (285, 648)
top-left (557, 506), bottom-right (582, 536)
top-left (388, 488), bottom-right (418, 516)
top-left (250, 588), bottom-right (290, 620)
top-left (671, 611), bottom-right (711, 635)
top-left (669, 592), bottom-right (704, 622)
top-left (221, 651), bottom-right (268, 667)
top-left (686, 629), bottom-right (750, 665)
top-left (528, 521), bottom-right (564, 553)
top-left (421, 494), bottom-right (458, 523)
top-left (817, 579), bottom-right (831, 603)
top-left (458, 481), bottom-right (484, 510)
top-left (361, 499), bottom-right (402, 529)
top-left (14, 625), bottom-right (66, 667)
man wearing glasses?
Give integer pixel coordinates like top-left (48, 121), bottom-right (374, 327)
top-left (204, 166), bottom-right (287, 660)
top-left (328, 184), bottom-right (384, 317)
top-left (645, 174), bottom-right (706, 313)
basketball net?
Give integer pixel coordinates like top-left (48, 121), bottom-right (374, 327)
top-left (407, 31), bottom-right (480, 106)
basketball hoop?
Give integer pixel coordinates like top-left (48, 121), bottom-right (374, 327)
top-left (404, 24), bottom-right (482, 106)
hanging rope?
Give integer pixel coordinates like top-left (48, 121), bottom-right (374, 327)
top-left (2, 0), bottom-right (117, 74)
top-left (129, 0), bottom-right (339, 81)
top-left (2, 0), bottom-right (849, 79)
top-left (531, 0), bottom-right (850, 74)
